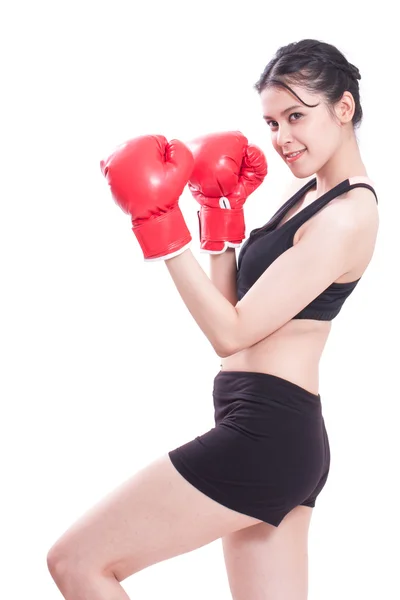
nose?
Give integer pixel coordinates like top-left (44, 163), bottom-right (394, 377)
top-left (276, 123), bottom-right (293, 148)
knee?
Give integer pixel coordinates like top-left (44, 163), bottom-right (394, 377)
top-left (46, 543), bottom-right (71, 582)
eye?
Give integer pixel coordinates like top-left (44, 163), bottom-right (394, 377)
top-left (265, 112), bottom-right (304, 129)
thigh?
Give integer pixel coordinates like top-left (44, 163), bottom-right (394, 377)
top-left (47, 454), bottom-right (261, 582)
top-left (222, 505), bottom-right (313, 600)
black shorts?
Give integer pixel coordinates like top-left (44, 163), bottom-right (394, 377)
top-left (168, 370), bottom-right (331, 528)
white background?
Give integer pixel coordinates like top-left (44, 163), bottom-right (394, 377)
top-left (1, 1), bottom-right (398, 598)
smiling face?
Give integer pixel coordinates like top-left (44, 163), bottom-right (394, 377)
top-left (260, 83), bottom-right (344, 177)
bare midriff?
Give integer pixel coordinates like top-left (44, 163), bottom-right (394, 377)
top-left (220, 319), bottom-right (331, 395)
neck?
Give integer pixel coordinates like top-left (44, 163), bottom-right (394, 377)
top-left (314, 130), bottom-right (367, 197)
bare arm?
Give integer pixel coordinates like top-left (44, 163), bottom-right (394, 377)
top-left (209, 249), bottom-right (238, 306)
top-left (165, 204), bottom-right (360, 357)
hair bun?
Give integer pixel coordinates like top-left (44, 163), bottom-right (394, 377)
top-left (348, 63), bottom-right (361, 81)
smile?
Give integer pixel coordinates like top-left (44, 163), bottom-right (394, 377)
top-left (285, 149), bottom-right (306, 163)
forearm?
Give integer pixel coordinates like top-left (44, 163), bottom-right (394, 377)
top-left (209, 248), bottom-right (238, 306)
top-left (165, 249), bottom-right (239, 357)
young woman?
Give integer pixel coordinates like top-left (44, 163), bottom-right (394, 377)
top-left (47, 39), bottom-right (379, 600)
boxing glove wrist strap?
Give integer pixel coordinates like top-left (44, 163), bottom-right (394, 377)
top-left (132, 204), bottom-right (191, 260)
top-left (198, 205), bottom-right (245, 243)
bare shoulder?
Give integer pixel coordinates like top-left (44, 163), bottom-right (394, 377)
top-left (305, 185), bottom-right (379, 279)
top-left (330, 184), bottom-right (379, 238)
top-left (309, 181), bottom-right (379, 231)
top-left (345, 184), bottom-right (379, 223)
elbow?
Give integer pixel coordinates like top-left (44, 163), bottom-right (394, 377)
top-left (215, 331), bottom-right (262, 357)
top-left (215, 347), bottom-right (231, 359)
top-left (213, 313), bottom-right (245, 358)
top-left (215, 348), bottom-right (234, 359)
top-left (214, 339), bottom-right (241, 359)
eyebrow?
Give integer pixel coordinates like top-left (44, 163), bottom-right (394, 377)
top-left (263, 104), bottom-right (303, 120)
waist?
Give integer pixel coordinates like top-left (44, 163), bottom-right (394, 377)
top-left (221, 320), bottom-right (331, 395)
top-left (213, 370), bottom-right (322, 410)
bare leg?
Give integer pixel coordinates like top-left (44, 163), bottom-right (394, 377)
top-left (47, 454), bottom-right (261, 599)
top-left (222, 505), bottom-right (313, 600)
top-left (50, 570), bottom-right (130, 600)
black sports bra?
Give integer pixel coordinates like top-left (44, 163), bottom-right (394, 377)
top-left (237, 176), bottom-right (378, 321)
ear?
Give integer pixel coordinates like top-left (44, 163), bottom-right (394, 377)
top-left (335, 91), bottom-right (355, 124)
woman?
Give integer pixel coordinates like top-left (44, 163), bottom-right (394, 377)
top-left (47, 39), bottom-right (379, 600)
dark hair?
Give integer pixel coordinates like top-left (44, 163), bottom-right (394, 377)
top-left (254, 39), bottom-right (363, 128)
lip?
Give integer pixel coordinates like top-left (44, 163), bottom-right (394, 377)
top-left (283, 148), bottom-right (306, 157)
top-left (284, 148), bottom-right (306, 163)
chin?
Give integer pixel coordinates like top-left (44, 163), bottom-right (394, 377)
top-left (286, 163), bottom-right (316, 179)
top-left (293, 170), bottom-right (315, 179)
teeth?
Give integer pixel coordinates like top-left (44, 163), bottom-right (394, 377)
top-left (287, 150), bottom-right (303, 158)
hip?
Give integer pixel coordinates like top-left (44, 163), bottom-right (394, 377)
top-left (212, 369), bottom-right (326, 447)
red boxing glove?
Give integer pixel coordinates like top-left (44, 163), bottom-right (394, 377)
top-left (100, 135), bottom-right (193, 261)
top-left (187, 131), bottom-right (268, 253)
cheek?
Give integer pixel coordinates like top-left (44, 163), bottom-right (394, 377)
top-left (295, 121), bottom-right (313, 142)
top-left (271, 135), bottom-right (280, 152)
top-left (308, 121), bottom-right (339, 154)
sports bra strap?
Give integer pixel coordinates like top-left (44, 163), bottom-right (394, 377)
top-left (281, 176), bottom-right (378, 226)
top-left (347, 176), bottom-right (378, 203)
top-left (249, 176), bottom-right (378, 239)
top-left (293, 177), bottom-right (378, 228)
